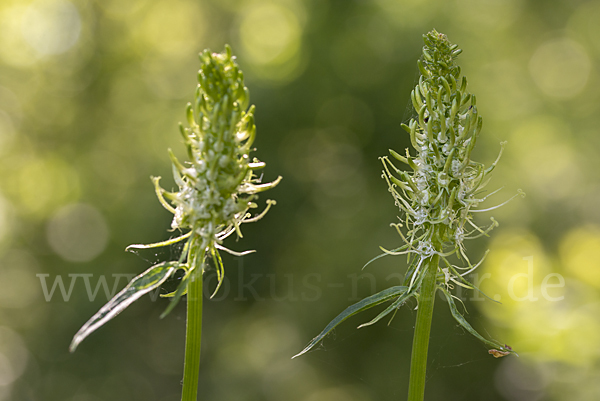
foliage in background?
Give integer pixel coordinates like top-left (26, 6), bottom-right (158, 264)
top-left (1, 0), bottom-right (600, 400)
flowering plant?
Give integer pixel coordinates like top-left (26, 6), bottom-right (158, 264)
top-left (294, 30), bottom-right (521, 401)
top-left (70, 45), bottom-right (280, 401)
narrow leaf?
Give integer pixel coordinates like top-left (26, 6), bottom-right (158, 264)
top-left (357, 288), bottom-right (413, 328)
top-left (362, 244), bottom-right (410, 270)
top-left (70, 261), bottom-right (179, 352)
top-left (292, 286), bottom-right (408, 359)
top-left (210, 247), bottom-right (225, 298)
top-left (445, 264), bottom-right (499, 304)
top-left (126, 231), bottom-right (192, 251)
top-left (160, 269), bottom-right (191, 319)
top-left (440, 287), bottom-right (515, 355)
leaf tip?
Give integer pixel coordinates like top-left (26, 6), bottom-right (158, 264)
top-left (291, 349), bottom-right (306, 359)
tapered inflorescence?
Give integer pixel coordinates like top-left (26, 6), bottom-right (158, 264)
top-left (294, 30), bottom-right (521, 360)
top-left (153, 45), bottom-right (282, 294)
top-left (381, 30), bottom-right (521, 294)
top-left (70, 46), bottom-right (280, 353)
top-left (165, 47), bottom-right (281, 244)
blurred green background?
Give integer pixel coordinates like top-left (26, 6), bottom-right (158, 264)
top-left (1, 0), bottom-right (600, 400)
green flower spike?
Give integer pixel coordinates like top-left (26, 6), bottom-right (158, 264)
top-left (70, 45), bottom-right (281, 401)
top-left (293, 30), bottom-right (522, 401)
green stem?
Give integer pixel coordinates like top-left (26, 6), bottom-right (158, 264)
top-left (407, 251), bottom-right (440, 401)
top-left (181, 261), bottom-right (204, 401)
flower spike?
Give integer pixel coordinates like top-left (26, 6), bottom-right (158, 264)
top-left (295, 30), bottom-right (521, 365)
top-left (71, 47), bottom-right (280, 401)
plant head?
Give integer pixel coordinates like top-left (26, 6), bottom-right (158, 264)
top-left (294, 30), bottom-right (522, 359)
top-left (70, 45), bottom-right (280, 352)
top-left (381, 29), bottom-right (523, 299)
top-left (152, 45), bottom-right (281, 296)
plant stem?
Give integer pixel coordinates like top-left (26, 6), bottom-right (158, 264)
top-left (181, 263), bottom-right (204, 401)
top-left (407, 251), bottom-right (440, 401)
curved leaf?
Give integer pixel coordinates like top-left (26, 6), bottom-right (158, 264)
top-left (160, 269), bottom-right (191, 319)
top-left (292, 286), bottom-right (408, 359)
top-left (70, 261), bottom-right (179, 352)
top-left (362, 244), bottom-right (410, 270)
top-left (440, 286), bottom-right (516, 356)
top-left (357, 288), bottom-right (413, 328)
top-left (125, 231), bottom-right (192, 251)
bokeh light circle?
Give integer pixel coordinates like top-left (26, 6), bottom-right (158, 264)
top-left (21, 0), bottom-right (81, 56)
top-left (529, 38), bottom-right (591, 99)
top-left (46, 203), bottom-right (109, 262)
top-left (239, 3), bottom-right (301, 66)
top-left (0, 327), bottom-right (28, 387)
